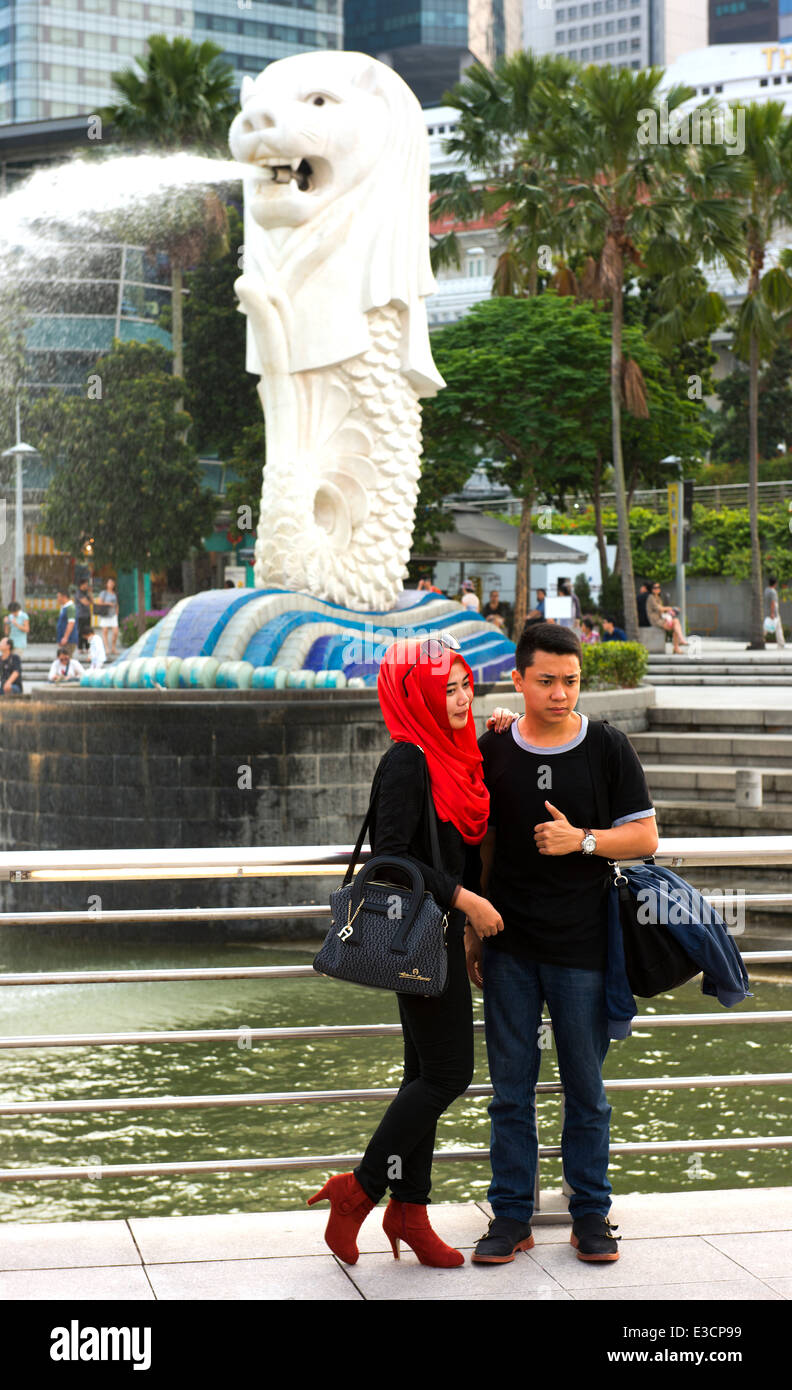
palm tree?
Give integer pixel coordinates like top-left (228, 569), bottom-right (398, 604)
top-left (433, 59), bottom-right (749, 638)
top-left (101, 34), bottom-right (238, 152)
top-left (718, 102), bottom-right (792, 648)
top-left (100, 36), bottom-right (236, 382)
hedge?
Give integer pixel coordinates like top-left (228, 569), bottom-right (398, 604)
top-left (580, 641), bottom-right (648, 691)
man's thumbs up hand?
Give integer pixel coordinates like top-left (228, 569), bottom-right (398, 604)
top-left (534, 802), bottom-right (581, 856)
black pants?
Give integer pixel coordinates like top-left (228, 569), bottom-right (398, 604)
top-left (354, 921), bottom-right (474, 1205)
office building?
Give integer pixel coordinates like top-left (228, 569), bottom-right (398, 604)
top-left (523, 0), bottom-right (707, 71)
top-left (1, 0), bottom-right (343, 125)
top-left (710, 0), bottom-right (777, 46)
top-left (344, 0), bottom-right (522, 105)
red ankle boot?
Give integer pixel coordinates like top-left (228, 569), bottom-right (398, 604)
top-left (382, 1199), bottom-right (465, 1268)
top-left (307, 1172), bottom-right (376, 1264)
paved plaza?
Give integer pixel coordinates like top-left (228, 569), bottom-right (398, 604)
top-left (0, 1188), bottom-right (790, 1300)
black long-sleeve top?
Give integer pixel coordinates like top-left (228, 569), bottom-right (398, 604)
top-left (366, 741), bottom-right (482, 932)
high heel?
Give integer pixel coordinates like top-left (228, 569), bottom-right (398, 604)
top-left (307, 1171), bottom-right (376, 1264)
top-left (382, 1198), bottom-right (465, 1268)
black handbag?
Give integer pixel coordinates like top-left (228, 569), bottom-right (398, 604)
top-left (313, 750), bottom-right (449, 996)
top-left (585, 718), bottom-right (699, 996)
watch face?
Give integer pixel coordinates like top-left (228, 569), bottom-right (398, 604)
top-left (582, 834), bottom-right (596, 854)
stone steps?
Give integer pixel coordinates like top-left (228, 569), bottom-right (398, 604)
top-left (642, 763), bottom-right (792, 803)
top-left (630, 730), bottom-right (792, 767)
top-left (647, 708), bottom-right (792, 734)
top-left (645, 674), bottom-right (792, 686)
top-left (654, 797), bottom-right (792, 831)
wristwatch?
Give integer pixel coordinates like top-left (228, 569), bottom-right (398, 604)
top-left (580, 828), bottom-right (597, 855)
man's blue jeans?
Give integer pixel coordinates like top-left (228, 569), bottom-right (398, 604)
top-left (482, 944), bottom-right (612, 1222)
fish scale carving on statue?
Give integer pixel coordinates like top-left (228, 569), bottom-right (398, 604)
top-left (228, 50), bottom-right (444, 612)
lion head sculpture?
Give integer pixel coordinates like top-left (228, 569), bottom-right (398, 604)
top-left (228, 50), bottom-right (444, 396)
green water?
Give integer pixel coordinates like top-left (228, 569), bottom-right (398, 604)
top-left (0, 936), bottom-right (789, 1223)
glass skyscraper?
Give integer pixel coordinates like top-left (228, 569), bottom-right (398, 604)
top-left (344, 0), bottom-right (522, 105)
top-left (1, 0), bottom-right (343, 125)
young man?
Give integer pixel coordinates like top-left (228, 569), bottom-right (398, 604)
top-left (468, 622), bottom-right (657, 1264)
top-left (0, 637), bottom-right (23, 695)
top-left (48, 645), bottom-right (85, 683)
top-left (55, 589), bottom-right (78, 648)
top-left (600, 616), bottom-right (627, 642)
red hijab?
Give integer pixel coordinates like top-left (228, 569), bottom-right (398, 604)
top-left (377, 641), bottom-right (489, 845)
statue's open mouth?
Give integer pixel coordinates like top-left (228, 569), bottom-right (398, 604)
top-left (255, 156), bottom-right (314, 192)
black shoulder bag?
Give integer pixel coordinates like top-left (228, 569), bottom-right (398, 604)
top-left (312, 749), bottom-right (450, 996)
top-left (585, 720), bottom-right (699, 997)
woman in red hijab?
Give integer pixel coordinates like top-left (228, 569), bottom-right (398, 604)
top-left (308, 634), bottom-right (503, 1266)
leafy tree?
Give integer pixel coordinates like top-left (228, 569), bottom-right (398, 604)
top-left (180, 204), bottom-right (261, 457)
top-left (224, 422), bottom-right (267, 539)
top-left (421, 296), bottom-right (613, 631)
top-left (37, 342), bottom-right (215, 627)
top-left (709, 342), bottom-right (792, 463)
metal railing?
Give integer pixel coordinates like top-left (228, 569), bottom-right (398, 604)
top-left (0, 836), bottom-right (790, 1216)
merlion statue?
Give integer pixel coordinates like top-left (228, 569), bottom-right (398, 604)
top-left (228, 50), bottom-right (444, 612)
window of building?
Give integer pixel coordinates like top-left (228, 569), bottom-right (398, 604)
top-left (593, 21), bottom-right (602, 34)
top-left (569, 47), bottom-right (578, 57)
top-left (605, 40), bottom-right (615, 53)
top-left (593, 43), bottom-right (603, 55)
top-left (759, 77), bottom-right (768, 86)
top-left (556, 29), bottom-right (565, 41)
top-left (557, 6), bottom-right (565, 17)
top-left (618, 38), bottom-right (627, 52)
top-left (593, 0), bottom-right (602, 11)
top-left (581, 45), bottom-right (590, 57)
top-left (631, 58), bottom-right (640, 67)
top-left (568, 5), bottom-right (578, 15)
top-left (580, 24), bottom-right (590, 37)
top-left (701, 85), bottom-right (709, 94)
top-left (568, 26), bottom-right (577, 38)
top-left (774, 75), bottom-right (783, 84)
top-left (630, 35), bottom-right (640, 48)
top-left (580, 2), bottom-right (590, 13)
top-left (605, 19), bottom-right (615, 31)
top-left (617, 16), bottom-right (627, 29)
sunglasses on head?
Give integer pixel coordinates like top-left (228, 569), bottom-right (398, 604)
top-left (400, 632), bottom-right (462, 698)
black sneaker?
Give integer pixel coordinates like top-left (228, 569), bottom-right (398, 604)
top-left (570, 1213), bottom-right (620, 1262)
top-left (472, 1216), bottom-right (535, 1264)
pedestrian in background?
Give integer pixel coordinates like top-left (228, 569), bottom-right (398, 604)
top-left (0, 637), bottom-right (23, 695)
top-left (764, 576), bottom-right (786, 649)
top-left (97, 578), bottom-right (119, 657)
top-left (55, 589), bottom-right (78, 648)
top-left (4, 601), bottom-right (29, 653)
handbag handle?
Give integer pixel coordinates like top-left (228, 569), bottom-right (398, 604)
top-left (342, 744), bottom-right (444, 887)
top-left (347, 854), bottom-right (428, 954)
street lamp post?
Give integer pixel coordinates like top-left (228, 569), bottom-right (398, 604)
top-left (1, 400), bottom-right (39, 610)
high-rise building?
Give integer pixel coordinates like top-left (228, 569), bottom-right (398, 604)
top-left (344, 0), bottom-right (522, 106)
top-left (710, 0), bottom-right (777, 46)
top-left (1, 0), bottom-right (343, 126)
top-left (523, 0), bottom-right (707, 71)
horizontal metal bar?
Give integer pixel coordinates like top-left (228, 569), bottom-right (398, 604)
top-left (0, 965), bottom-right (318, 986)
top-left (2, 1135), bottom-right (792, 1182)
top-left (0, 906), bottom-right (330, 928)
top-left (0, 953), bottom-right (790, 988)
top-left (0, 896), bottom-right (788, 933)
top-left (0, 1013), bottom-right (789, 1049)
top-left (3, 1073), bottom-right (791, 1117)
top-left (2, 836), bottom-right (792, 881)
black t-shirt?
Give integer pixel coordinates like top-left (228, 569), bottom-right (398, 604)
top-left (479, 715), bottom-right (654, 969)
